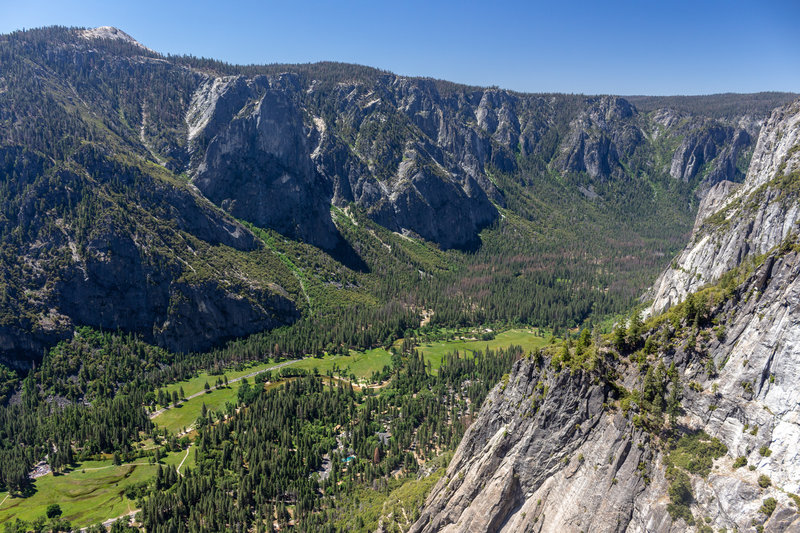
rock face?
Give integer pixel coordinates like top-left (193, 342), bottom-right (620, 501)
top-left (669, 125), bottom-right (750, 188)
top-left (49, 177), bottom-right (300, 354)
top-left (554, 96), bottom-right (642, 181)
top-left (410, 361), bottom-right (652, 533)
top-left (185, 73), bottom-right (763, 251)
top-left (413, 100), bottom-right (800, 532)
top-left (648, 100), bottom-right (800, 314)
top-left (414, 245), bottom-right (800, 533)
top-left (189, 75), bottom-right (341, 250)
top-left (187, 74), bottom-right (505, 250)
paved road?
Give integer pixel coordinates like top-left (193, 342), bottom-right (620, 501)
top-left (149, 359), bottom-right (303, 419)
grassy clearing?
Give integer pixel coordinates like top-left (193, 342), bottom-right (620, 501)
top-left (161, 360), bottom-right (277, 398)
top-left (163, 445), bottom-right (195, 475)
top-left (153, 386), bottom-right (239, 433)
top-left (417, 329), bottom-right (551, 372)
top-left (285, 346), bottom-right (395, 380)
top-left (0, 329), bottom-right (548, 526)
top-left (283, 329), bottom-right (550, 379)
top-left (0, 446), bottom-right (193, 528)
top-left (0, 459), bottom-right (154, 527)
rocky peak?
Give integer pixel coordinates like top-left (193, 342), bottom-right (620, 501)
top-left (588, 95), bottom-right (637, 124)
top-left (652, 107), bottom-right (688, 129)
top-left (78, 26), bottom-right (153, 52)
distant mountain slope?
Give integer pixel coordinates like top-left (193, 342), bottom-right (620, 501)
top-left (0, 25), bottom-right (796, 364)
top-left (626, 93), bottom-right (798, 119)
top-left (0, 27), bottom-right (301, 362)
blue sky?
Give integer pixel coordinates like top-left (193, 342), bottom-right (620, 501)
top-left (2, 0), bottom-right (798, 95)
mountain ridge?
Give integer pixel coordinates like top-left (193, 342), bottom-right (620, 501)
top-left (0, 25), bottom-right (797, 365)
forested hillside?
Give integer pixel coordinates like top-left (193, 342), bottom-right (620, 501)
top-left (0, 26), bottom-right (796, 367)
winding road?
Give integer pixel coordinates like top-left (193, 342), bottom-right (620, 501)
top-left (176, 445), bottom-right (191, 476)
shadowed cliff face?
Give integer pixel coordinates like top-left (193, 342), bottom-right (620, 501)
top-left (5, 157), bottom-right (299, 365)
top-left (189, 75), bottom-right (342, 250)
top-left (186, 74), bottom-right (502, 251)
top-left (0, 141), bottom-right (300, 365)
top-left (413, 100), bottom-right (800, 533)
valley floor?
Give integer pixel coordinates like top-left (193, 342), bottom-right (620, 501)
top-left (0, 327), bottom-right (548, 530)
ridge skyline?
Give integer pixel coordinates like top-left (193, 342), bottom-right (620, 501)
top-left (2, 0), bottom-right (799, 95)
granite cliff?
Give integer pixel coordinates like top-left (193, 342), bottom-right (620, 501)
top-left (185, 76), bottom-right (764, 251)
top-left (412, 99), bottom-right (800, 532)
top-left (649, 100), bottom-right (800, 314)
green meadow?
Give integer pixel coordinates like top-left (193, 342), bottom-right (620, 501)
top-left (160, 360), bottom-right (279, 398)
top-left (0, 459), bottom-right (152, 526)
top-left (0, 448), bottom-right (196, 529)
top-left (0, 328), bottom-right (548, 528)
top-left (285, 346), bottom-right (395, 380)
top-left (153, 386), bottom-right (239, 433)
top-left (415, 328), bottom-right (552, 371)
top-left (283, 328), bottom-right (550, 379)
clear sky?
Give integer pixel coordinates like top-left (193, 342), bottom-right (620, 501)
top-left (2, 0), bottom-right (798, 95)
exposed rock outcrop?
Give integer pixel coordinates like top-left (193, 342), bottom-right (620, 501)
top-left (555, 96), bottom-right (641, 181)
top-left (410, 359), bottom-right (651, 532)
top-left (669, 125), bottom-right (750, 188)
top-left (414, 241), bottom-right (800, 533)
top-left (79, 25), bottom-right (153, 51)
top-left (189, 75), bottom-right (341, 250)
top-left (414, 100), bottom-right (800, 532)
top-left (185, 72), bottom-right (769, 251)
top-left (648, 100), bottom-right (800, 314)
top-left (298, 76), bottom-right (503, 250)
